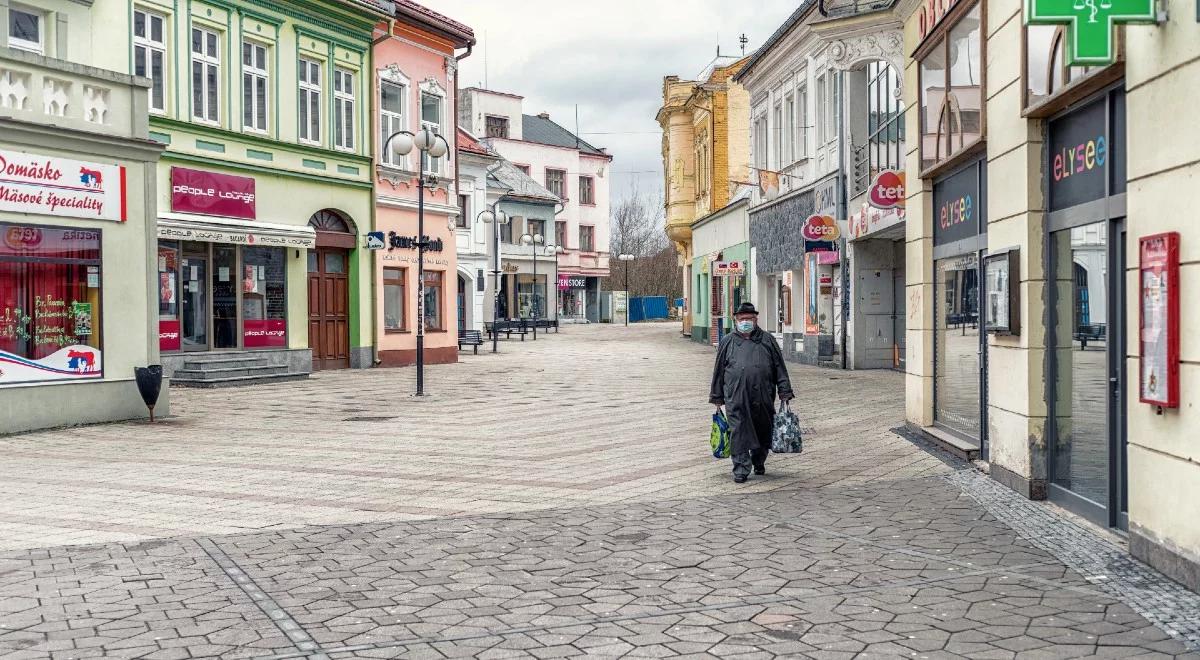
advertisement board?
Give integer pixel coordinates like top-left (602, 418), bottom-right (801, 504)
top-left (170, 167), bottom-right (256, 220)
top-left (0, 148), bottom-right (126, 222)
top-left (1139, 232), bottom-right (1179, 408)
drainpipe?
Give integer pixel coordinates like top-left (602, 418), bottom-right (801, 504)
top-left (837, 71), bottom-right (849, 371)
top-left (368, 20), bottom-right (395, 367)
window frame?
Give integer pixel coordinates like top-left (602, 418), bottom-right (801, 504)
top-left (867, 61), bottom-right (905, 182)
top-left (333, 67), bottom-right (356, 152)
top-left (753, 112), bottom-right (768, 169)
top-left (133, 8), bottom-right (167, 114)
top-left (419, 91), bottom-right (444, 176)
top-left (8, 5), bottom-right (44, 55)
top-left (422, 270), bottom-right (444, 332)
top-left (1021, 24), bottom-right (1125, 118)
top-left (379, 78), bottom-right (407, 169)
top-left (579, 175), bottom-right (595, 206)
top-left (783, 93), bottom-right (795, 165)
top-left (190, 26), bottom-right (222, 125)
top-left (797, 83), bottom-right (809, 160)
top-left (241, 40), bottom-right (269, 134)
top-left (545, 168), bottom-right (567, 201)
top-left (556, 220), bottom-right (568, 250)
top-left (915, 0), bottom-right (988, 178)
top-left (485, 115), bottom-right (509, 139)
top-left (298, 57), bottom-right (322, 145)
top-left (772, 101), bottom-right (783, 169)
top-left (579, 225), bottom-right (595, 253)
top-left (456, 194), bottom-right (470, 229)
top-left (383, 266), bottom-right (407, 332)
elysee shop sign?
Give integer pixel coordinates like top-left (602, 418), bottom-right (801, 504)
top-left (932, 159), bottom-right (987, 247)
top-left (1048, 90), bottom-right (1126, 212)
top-left (0, 149), bottom-right (126, 222)
top-left (171, 167), bottom-right (256, 220)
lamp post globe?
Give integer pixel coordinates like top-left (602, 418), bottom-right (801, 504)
top-left (477, 206), bottom-right (508, 354)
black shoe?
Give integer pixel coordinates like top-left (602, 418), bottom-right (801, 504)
top-left (733, 474), bottom-right (748, 483)
top-left (754, 466), bottom-right (766, 476)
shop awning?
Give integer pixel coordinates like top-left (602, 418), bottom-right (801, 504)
top-left (157, 214), bottom-right (317, 249)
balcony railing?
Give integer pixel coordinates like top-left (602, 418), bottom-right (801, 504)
top-left (819, 0), bottom-right (897, 19)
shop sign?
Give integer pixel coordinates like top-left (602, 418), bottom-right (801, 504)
top-left (0, 345), bottom-right (103, 386)
top-left (869, 170), bottom-right (906, 210)
top-left (1047, 94), bottom-right (1126, 211)
top-left (170, 167), bottom-right (256, 220)
top-left (919, 0), bottom-right (965, 40)
top-left (814, 177), bottom-right (839, 215)
top-left (558, 275), bottom-right (587, 290)
top-left (244, 319), bottom-right (287, 348)
top-left (932, 159), bottom-right (985, 247)
top-left (387, 232), bottom-right (445, 253)
top-left (713, 260), bottom-right (746, 276)
top-left (1139, 232), bottom-right (1179, 408)
top-left (0, 148), bottom-right (126, 222)
top-left (849, 202), bottom-right (905, 240)
top-left (365, 231), bottom-right (386, 250)
top-left (157, 224), bottom-right (315, 248)
top-left (1025, 0), bottom-right (1156, 66)
top-left (800, 215), bottom-right (840, 242)
top-left (159, 320), bottom-right (181, 352)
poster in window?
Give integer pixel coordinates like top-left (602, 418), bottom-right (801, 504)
top-left (244, 265), bottom-right (258, 293)
top-left (72, 302), bottom-right (93, 337)
top-left (160, 273), bottom-right (176, 305)
top-left (804, 252), bottom-right (820, 335)
top-left (87, 266), bottom-right (100, 289)
top-left (1139, 233), bottom-right (1179, 408)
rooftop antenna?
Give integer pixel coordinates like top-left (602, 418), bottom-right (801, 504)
top-left (739, 33), bottom-right (749, 56)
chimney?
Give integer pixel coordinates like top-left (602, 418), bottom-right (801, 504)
top-left (538, 112), bottom-right (550, 119)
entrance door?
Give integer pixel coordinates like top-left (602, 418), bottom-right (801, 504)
top-left (181, 255), bottom-right (209, 351)
top-left (308, 249), bottom-right (349, 370)
top-left (1049, 219), bottom-right (1127, 527)
top-left (212, 246), bottom-right (238, 349)
top-left (457, 275), bottom-right (467, 333)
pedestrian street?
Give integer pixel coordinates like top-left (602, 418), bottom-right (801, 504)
top-left (0, 325), bottom-right (1197, 658)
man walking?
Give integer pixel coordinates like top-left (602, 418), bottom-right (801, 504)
top-left (709, 302), bottom-right (794, 483)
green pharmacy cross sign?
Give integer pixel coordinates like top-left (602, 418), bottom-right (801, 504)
top-left (1026, 0), bottom-right (1156, 65)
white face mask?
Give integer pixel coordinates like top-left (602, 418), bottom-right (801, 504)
top-left (736, 319), bottom-right (755, 333)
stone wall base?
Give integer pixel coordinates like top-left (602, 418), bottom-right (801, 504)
top-left (377, 346), bottom-right (459, 368)
top-left (1130, 523), bottom-right (1200, 594)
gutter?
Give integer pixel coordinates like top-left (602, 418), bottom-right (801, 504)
top-left (369, 20), bottom-right (393, 367)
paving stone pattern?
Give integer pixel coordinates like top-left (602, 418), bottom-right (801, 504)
top-left (0, 324), bottom-right (1196, 659)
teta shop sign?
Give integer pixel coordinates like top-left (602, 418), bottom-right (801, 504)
top-left (0, 148), bottom-right (126, 222)
top-left (171, 167), bottom-right (256, 220)
top-left (869, 170), bottom-right (906, 210)
top-left (800, 215), bottom-right (841, 242)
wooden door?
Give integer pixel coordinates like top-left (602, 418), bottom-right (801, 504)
top-left (308, 249), bottom-right (350, 370)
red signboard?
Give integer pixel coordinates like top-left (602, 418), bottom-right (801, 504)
top-left (244, 319), bottom-right (286, 348)
top-left (170, 167), bottom-right (256, 219)
top-left (800, 215), bottom-right (841, 242)
top-left (1139, 233), bottom-right (1179, 408)
top-left (868, 170), bottom-right (906, 210)
top-left (159, 320), bottom-right (181, 352)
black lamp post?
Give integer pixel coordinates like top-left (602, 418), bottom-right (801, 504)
top-left (520, 232), bottom-right (544, 340)
top-left (384, 127), bottom-right (450, 397)
top-left (618, 253), bottom-right (634, 326)
top-left (551, 244), bottom-right (564, 325)
top-left (478, 205), bottom-right (509, 354)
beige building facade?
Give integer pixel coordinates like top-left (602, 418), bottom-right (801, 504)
top-left (891, 0), bottom-right (1200, 591)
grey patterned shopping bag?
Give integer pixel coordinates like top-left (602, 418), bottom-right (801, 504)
top-left (771, 401), bottom-right (804, 454)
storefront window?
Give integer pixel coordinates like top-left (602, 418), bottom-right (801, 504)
top-left (158, 242), bottom-right (181, 351)
top-left (423, 270), bottom-right (443, 331)
top-left (384, 267), bottom-right (405, 330)
top-left (0, 223), bottom-right (102, 378)
top-left (934, 254), bottom-right (982, 440)
top-left (242, 247), bottom-right (286, 348)
top-left (919, 3), bottom-right (983, 172)
top-left (1025, 26), bottom-right (1106, 110)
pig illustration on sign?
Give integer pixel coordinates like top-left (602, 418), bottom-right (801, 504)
top-left (79, 167), bottom-right (104, 188)
top-left (67, 350), bottom-right (96, 372)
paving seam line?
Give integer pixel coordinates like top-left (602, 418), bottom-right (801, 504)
top-left (943, 469), bottom-right (1200, 651)
top-left (195, 538), bottom-right (331, 660)
top-left (245, 559), bottom-right (1062, 660)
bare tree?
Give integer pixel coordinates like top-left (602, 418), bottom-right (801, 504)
top-left (605, 186), bottom-right (681, 300)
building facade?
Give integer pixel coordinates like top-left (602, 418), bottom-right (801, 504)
top-left (657, 55), bottom-right (753, 339)
top-left (689, 191), bottom-right (752, 345)
top-left (460, 88), bottom-right (611, 323)
top-left (1, 0), bottom-right (166, 431)
top-left (141, 0), bottom-right (389, 383)
top-left (487, 160), bottom-right (560, 323)
top-left (890, 0), bottom-right (1200, 592)
top-left (735, 5), bottom-right (847, 366)
top-left (455, 128), bottom-right (503, 334)
top-left (372, 3), bottom-right (473, 367)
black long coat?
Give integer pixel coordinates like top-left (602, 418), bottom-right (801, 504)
top-left (709, 327), bottom-right (795, 457)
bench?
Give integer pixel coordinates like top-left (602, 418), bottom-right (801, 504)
top-left (458, 329), bottom-right (484, 354)
top-left (1073, 324), bottom-right (1106, 350)
top-left (486, 321), bottom-right (527, 341)
top-left (534, 319), bottom-right (559, 333)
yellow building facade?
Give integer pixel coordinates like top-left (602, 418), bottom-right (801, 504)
top-left (657, 57), bottom-right (751, 337)
top-left (893, 0), bottom-right (1200, 592)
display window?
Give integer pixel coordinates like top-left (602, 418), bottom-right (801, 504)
top-left (0, 222), bottom-right (103, 385)
top-left (158, 241), bottom-right (287, 352)
top-left (383, 267), bottom-right (406, 331)
top-left (918, 2), bottom-right (985, 173)
top-left (423, 270), bottom-right (443, 331)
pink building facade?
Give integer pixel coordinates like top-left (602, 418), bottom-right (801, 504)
top-left (371, 3), bottom-right (473, 366)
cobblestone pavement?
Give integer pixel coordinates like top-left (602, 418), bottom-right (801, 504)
top-left (1, 324), bottom-right (1198, 659)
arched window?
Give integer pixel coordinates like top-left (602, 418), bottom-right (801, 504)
top-left (918, 2), bottom-right (983, 172)
top-left (1026, 25), bottom-right (1108, 110)
top-left (308, 209), bottom-right (355, 248)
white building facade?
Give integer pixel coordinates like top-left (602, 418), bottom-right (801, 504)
top-left (455, 128), bottom-right (504, 333)
top-left (459, 88), bottom-right (611, 322)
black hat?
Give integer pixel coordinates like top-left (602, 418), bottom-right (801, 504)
top-left (734, 302), bottom-right (759, 316)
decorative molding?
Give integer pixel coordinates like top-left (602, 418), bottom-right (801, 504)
top-left (379, 63), bottom-right (410, 86)
top-left (826, 31), bottom-right (904, 72)
top-left (419, 77), bottom-right (446, 98)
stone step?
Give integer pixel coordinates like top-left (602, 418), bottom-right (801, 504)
top-left (171, 364), bottom-right (290, 380)
top-left (170, 372), bottom-right (310, 389)
top-left (180, 357), bottom-right (269, 370)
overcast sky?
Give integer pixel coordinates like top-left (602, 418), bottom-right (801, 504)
top-left (435, 0), bottom-right (800, 210)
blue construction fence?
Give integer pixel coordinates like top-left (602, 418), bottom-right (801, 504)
top-left (629, 296), bottom-right (669, 323)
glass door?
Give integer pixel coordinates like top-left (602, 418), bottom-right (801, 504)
top-left (181, 255), bottom-right (208, 351)
top-left (1049, 219), bottom-right (1126, 527)
top-left (934, 253), bottom-right (983, 445)
top-left (212, 246), bottom-right (238, 349)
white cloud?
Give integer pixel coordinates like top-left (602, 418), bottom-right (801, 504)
top-left (435, 0), bottom-right (799, 206)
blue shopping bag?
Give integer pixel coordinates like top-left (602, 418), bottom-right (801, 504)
top-left (710, 410), bottom-right (732, 459)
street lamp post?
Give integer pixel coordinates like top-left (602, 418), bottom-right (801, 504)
top-left (384, 127), bottom-right (450, 397)
top-left (551, 245), bottom-right (564, 326)
top-left (520, 232), bottom-right (544, 340)
top-left (618, 253), bottom-right (634, 327)
top-left (478, 205), bottom-right (509, 354)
